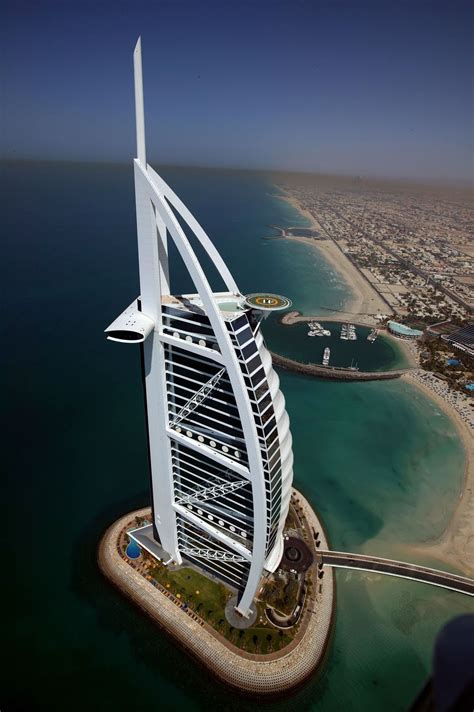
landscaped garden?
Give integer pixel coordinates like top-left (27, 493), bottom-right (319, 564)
top-left (261, 573), bottom-right (301, 616)
top-left (147, 561), bottom-right (294, 654)
top-left (120, 500), bottom-right (317, 655)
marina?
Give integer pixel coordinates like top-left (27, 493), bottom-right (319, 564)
top-left (340, 323), bottom-right (357, 341)
top-left (264, 316), bottom-right (410, 373)
top-left (269, 352), bottom-right (409, 381)
top-left (307, 321), bottom-right (331, 337)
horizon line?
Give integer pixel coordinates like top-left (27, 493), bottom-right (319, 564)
top-left (1, 156), bottom-right (472, 189)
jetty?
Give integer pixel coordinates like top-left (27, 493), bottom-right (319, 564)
top-left (265, 225), bottom-right (323, 240)
top-left (281, 310), bottom-right (377, 329)
top-left (270, 351), bottom-right (409, 381)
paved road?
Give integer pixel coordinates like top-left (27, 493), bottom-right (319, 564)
top-left (317, 550), bottom-right (474, 596)
top-left (328, 207), bottom-right (472, 313)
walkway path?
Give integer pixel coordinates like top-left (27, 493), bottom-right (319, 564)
top-left (318, 550), bottom-right (474, 596)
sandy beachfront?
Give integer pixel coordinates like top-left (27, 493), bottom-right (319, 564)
top-left (382, 329), bottom-right (419, 368)
top-left (279, 188), bottom-right (474, 581)
top-left (277, 192), bottom-right (393, 323)
top-left (402, 373), bottom-right (474, 578)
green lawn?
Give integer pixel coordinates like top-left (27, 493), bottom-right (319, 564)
top-left (150, 564), bottom-right (228, 620)
top-left (149, 564), bottom-right (293, 653)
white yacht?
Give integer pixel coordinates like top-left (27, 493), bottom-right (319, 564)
top-left (307, 321), bottom-right (325, 337)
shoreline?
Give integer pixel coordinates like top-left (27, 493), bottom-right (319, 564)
top-left (382, 329), bottom-right (419, 369)
top-left (276, 191), bottom-right (393, 322)
top-left (402, 372), bottom-right (474, 577)
top-left (276, 187), bottom-right (473, 579)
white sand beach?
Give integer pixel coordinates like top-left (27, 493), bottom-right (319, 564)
top-left (279, 187), bottom-right (474, 580)
top-left (278, 192), bottom-right (393, 322)
top-left (403, 372), bottom-right (474, 578)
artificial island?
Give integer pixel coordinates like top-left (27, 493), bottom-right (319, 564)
top-left (99, 39), bottom-right (474, 697)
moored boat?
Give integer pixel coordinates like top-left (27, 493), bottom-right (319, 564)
top-left (322, 346), bottom-right (330, 366)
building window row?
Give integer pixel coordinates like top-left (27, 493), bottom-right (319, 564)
top-left (164, 326), bottom-right (219, 351)
top-left (172, 425), bottom-right (244, 460)
top-left (183, 503), bottom-right (249, 540)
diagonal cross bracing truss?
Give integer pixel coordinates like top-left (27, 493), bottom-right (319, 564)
top-left (176, 479), bottom-right (248, 506)
top-left (180, 547), bottom-right (248, 563)
top-left (170, 367), bottom-right (226, 428)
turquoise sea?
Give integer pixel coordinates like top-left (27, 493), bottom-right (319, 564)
top-left (1, 162), bottom-right (472, 711)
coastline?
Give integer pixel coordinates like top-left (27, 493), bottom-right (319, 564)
top-left (402, 372), bottom-right (474, 577)
top-left (277, 187), bottom-right (473, 579)
top-left (276, 191), bottom-right (392, 322)
top-left (278, 192), bottom-right (326, 234)
top-left (382, 329), bottom-right (419, 369)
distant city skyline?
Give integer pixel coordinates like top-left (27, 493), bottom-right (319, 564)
top-left (2, 0), bottom-right (473, 182)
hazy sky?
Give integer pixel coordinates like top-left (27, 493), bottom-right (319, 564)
top-left (2, 0), bottom-right (473, 181)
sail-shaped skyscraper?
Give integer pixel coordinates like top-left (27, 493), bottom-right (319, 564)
top-left (105, 39), bottom-right (294, 617)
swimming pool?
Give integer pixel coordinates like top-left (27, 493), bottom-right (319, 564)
top-left (125, 538), bottom-right (141, 559)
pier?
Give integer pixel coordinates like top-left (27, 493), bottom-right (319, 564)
top-left (270, 351), bottom-right (410, 381)
top-left (281, 309), bottom-right (378, 329)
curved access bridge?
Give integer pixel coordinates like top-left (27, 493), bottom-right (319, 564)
top-left (316, 550), bottom-right (474, 597)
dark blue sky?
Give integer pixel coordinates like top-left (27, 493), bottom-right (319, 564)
top-left (2, 0), bottom-right (473, 181)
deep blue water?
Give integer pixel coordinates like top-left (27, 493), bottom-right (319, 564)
top-left (1, 161), bottom-right (471, 712)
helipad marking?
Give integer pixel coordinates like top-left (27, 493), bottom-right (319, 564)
top-left (244, 293), bottom-right (292, 311)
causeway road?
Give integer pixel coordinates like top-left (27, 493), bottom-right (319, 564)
top-left (317, 550), bottom-right (474, 596)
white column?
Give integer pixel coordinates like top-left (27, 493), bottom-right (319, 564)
top-left (134, 163), bottom-right (179, 562)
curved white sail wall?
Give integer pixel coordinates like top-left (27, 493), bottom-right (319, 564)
top-left (105, 39), bottom-right (294, 617)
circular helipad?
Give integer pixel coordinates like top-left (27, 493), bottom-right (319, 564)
top-left (243, 293), bottom-right (292, 311)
